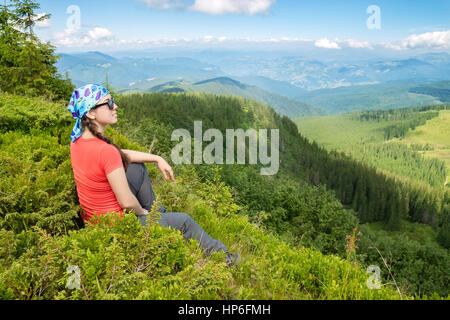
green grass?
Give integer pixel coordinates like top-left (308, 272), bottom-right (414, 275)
top-left (295, 109), bottom-right (449, 187)
top-left (295, 114), bottom-right (389, 149)
top-left (400, 110), bottom-right (450, 185)
top-left (402, 110), bottom-right (450, 146)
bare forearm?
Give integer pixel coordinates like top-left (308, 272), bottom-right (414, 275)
top-left (122, 193), bottom-right (147, 216)
top-left (122, 149), bottom-right (161, 164)
top-left (122, 149), bottom-right (175, 182)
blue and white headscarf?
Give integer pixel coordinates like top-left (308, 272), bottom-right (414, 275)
top-left (67, 84), bottom-right (110, 143)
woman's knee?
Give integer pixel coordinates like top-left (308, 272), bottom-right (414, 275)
top-left (173, 213), bottom-right (193, 228)
top-left (160, 212), bottom-right (193, 231)
top-left (126, 163), bottom-right (147, 184)
top-left (126, 163), bottom-right (141, 178)
top-left (180, 213), bottom-right (193, 226)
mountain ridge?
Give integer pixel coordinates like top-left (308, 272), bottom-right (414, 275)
top-left (137, 76), bottom-right (321, 118)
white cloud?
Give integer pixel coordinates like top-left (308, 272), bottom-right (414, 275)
top-left (88, 27), bottom-right (113, 40)
top-left (48, 34), bottom-right (322, 50)
top-left (380, 30), bottom-right (450, 51)
top-left (401, 30), bottom-right (450, 49)
top-left (382, 42), bottom-right (403, 51)
top-left (52, 27), bottom-right (114, 47)
top-left (48, 31), bottom-right (444, 53)
top-left (53, 28), bottom-right (79, 46)
top-left (189, 0), bottom-right (275, 15)
top-left (280, 37), bottom-right (303, 42)
top-left (202, 35), bottom-right (214, 43)
top-left (314, 38), bottom-right (341, 50)
top-left (346, 39), bottom-right (373, 50)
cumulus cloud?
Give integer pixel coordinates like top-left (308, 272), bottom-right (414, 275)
top-left (313, 38), bottom-right (376, 50)
top-left (47, 33), bottom-right (318, 50)
top-left (87, 27), bottom-right (113, 40)
top-left (189, 0), bottom-right (275, 15)
top-left (346, 39), bottom-right (373, 50)
top-left (401, 30), bottom-right (450, 49)
top-left (314, 38), bottom-right (341, 50)
top-left (379, 30), bottom-right (450, 51)
top-left (280, 36), bottom-right (310, 42)
top-left (52, 27), bottom-right (114, 47)
top-left (202, 35), bottom-right (214, 43)
top-left (382, 42), bottom-right (403, 51)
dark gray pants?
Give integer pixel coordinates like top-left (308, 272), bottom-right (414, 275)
top-left (125, 163), bottom-right (228, 255)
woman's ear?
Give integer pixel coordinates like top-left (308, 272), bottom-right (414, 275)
top-left (86, 110), bottom-right (96, 120)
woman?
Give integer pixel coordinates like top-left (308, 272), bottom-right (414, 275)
top-left (68, 84), bottom-right (240, 267)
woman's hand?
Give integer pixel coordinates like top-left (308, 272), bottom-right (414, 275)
top-left (156, 156), bottom-right (175, 182)
top-left (120, 149), bottom-right (175, 182)
top-left (136, 208), bottom-right (149, 216)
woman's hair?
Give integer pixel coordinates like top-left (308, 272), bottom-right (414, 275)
top-left (81, 115), bottom-right (130, 171)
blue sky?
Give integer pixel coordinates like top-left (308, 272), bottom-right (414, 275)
top-left (33, 0), bottom-right (450, 52)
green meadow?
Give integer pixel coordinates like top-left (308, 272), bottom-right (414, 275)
top-left (400, 110), bottom-right (450, 185)
top-left (295, 114), bottom-right (388, 148)
top-left (295, 109), bottom-right (450, 188)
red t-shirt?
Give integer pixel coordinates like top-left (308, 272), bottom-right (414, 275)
top-left (70, 137), bottom-right (124, 223)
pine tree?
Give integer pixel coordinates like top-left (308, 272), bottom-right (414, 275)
top-left (0, 0), bottom-right (74, 99)
top-left (398, 187), bottom-right (409, 220)
top-left (11, 0), bottom-right (47, 37)
top-left (387, 198), bottom-right (401, 231)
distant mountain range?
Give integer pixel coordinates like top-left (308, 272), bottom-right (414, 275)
top-left (206, 52), bottom-right (450, 91)
top-left (56, 51), bottom-right (225, 88)
top-left (56, 50), bottom-right (450, 117)
top-left (409, 81), bottom-right (450, 103)
top-left (56, 51), bottom-right (319, 117)
top-left (121, 76), bottom-right (321, 118)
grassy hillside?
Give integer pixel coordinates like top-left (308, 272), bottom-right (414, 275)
top-left (295, 113), bottom-right (387, 147)
top-left (115, 92), bottom-right (449, 297)
top-left (294, 105), bottom-right (449, 296)
top-left (295, 108), bottom-right (449, 188)
top-left (0, 92), bottom-right (406, 300)
top-left (399, 110), bottom-right (450, 186)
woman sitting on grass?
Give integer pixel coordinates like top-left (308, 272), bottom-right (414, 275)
top-left (68, 84), bottom-right (240, 267)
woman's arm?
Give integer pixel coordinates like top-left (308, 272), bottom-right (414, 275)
top-left (121, 149), bottom-right (161, 164)
top-left (122, 149), bottom-right (175, 182)
top-left (107, 166), bottom-right (148, 216)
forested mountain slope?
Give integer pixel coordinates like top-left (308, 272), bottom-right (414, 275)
top-left (115, 92), bottom-right (449, 297)
top-left (0, 92), bottom-right (407, 300)
top-left (120, 76), bottom-right (320, 118)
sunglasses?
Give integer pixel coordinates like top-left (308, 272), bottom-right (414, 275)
top-left (94, 98), bottom-right (116, 110)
